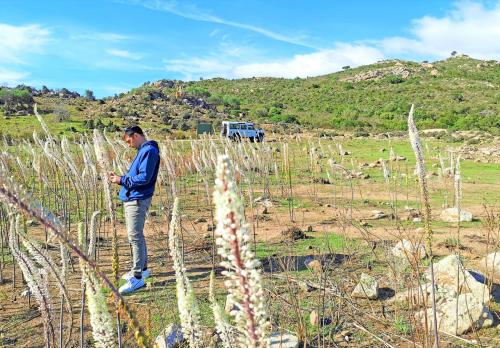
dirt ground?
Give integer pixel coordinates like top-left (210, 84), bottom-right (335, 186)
top-left (0, 177), bottom-right (498, 347)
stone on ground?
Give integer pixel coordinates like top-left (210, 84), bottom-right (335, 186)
top-left (391, 239), bottom-right (426, 261)
top-left (351, 273), bottom-right (379, 299)
top-left (440, 207), bottom-right (473, 222)
top-left (479, 252), bottom-right (500, 273)
top-left (309, 310), bottom-right (319, 326)
top-left (424, 255), bottom-right (490, 304)
top-left (390, 282), bottom-right (457, 304)
top-left (416, 293), bottom-right (493, 335)
top-left (270, 332), bottom-right (299, 348)
top-left (371, 210), bottom-right (388, 219)
top-left (305, 259), bottom-right (322, 274)
top-left (154, 323), bottom-right (184, 348)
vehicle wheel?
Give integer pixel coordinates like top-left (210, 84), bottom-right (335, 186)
top-left (257, 135), bottom-right (264, 142)
top-left (249, 137), bottom-right (255, 143)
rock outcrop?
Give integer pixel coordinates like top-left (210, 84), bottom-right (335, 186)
top-left (440, 208), bottom-right (473, 222)
top-left (351, 273), bottom-right (379, 299)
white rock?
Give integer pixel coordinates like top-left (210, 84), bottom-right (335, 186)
top-left (416, 293), bottom-right (493, 335)
top-left (391, 239), bottom-right (426, 261)
top-left (390, 282), bottom-right (457, 305)
top-left (351, 273), bottom-right (379, 299)
top-left (425, 255), bottom-right (490, 304)
top-left (480, 252), bottom-right (500, 273)
top-left (154, 323), bottom-right (184, 348)
top-left (225, 296), bottom-right (239, 314)
top-left (371, 210), bottom-right (387, 219)
top-left (440, 208), bottom-right (473, 222)
top-left (270, 332), bottom-right (299, 348)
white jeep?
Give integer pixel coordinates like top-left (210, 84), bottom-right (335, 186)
top-left (221, 121), bottom-right (265, 142)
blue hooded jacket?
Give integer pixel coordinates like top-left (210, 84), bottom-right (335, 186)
top-left (118, 140), bottom-right (160, 201)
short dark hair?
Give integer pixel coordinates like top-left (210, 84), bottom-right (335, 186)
top-left (124, 125), bottom-right (144, 137)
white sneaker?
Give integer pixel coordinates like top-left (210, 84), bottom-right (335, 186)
top-left (121, 269), bottom-right (150, 280)
top-left (119, 277), bottom-right (145, 295)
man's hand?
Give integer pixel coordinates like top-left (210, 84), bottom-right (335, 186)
top-left (109, 172), bottom-right (122, 185)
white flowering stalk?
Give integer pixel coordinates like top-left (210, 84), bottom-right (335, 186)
top-left (93, 130), bottom-right (114, 218)
top-left (34, 104), bottom-right (53, 142)
top-left (93, 129), bottom-right (120, 285)
top-left (87, 211), bottom-right (100, 258)
top-left (213, 155), bottom-right (270, 348)
top-left (408, 104), bottom-right (440, 346)
top-left (20, 230), bottom-right (73, 316)
top-left (381, 160), bottom-right (390, 185)
top-left (408, 105), bottom-right (431, 235)
top-left (168, 197), bottom-right (203, 347)
top-left (0, 167), bottom-right (149, 347)
top-left (78, 222), bottom-right (116, 348)
top-left (80, 143), bottom-right (99, 188)
top-left (9, 214), bottom-right (55, 346)
top-left (209, 270), bottom-right (236, 348)
top-left (454, 156), bottom-right (461, 210)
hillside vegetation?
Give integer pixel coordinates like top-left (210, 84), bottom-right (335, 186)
top-left (193, 56), bottom-right (499, 131)
top-left (0, 55), bottom-right (498, 139)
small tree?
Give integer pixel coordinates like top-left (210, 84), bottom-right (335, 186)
top-left (342, 65), bottom-right (351, 70)
top-left (451, 51), bottom-right (457, 56)
top-left (85, 90), bottom-right (95, 101)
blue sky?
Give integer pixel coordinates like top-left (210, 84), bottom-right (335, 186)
top-left (1, 0), bottom-right (499, 97)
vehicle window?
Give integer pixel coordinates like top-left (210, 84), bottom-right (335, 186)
top-left (240, 124), bottom-right (247, 130)
top-left (247, 124), bottom-right (254, 130)
top-left (230, 124), bottom-right (238, 129)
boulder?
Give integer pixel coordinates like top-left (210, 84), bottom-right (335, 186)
top-left (309, 310), bottom-right (331, 327)
top-left (425, 255), bottom-right (490, 304)
top-left (305, 260), bottom-right (322, 274)
top-left (390, 282), bottom-right (456, 305)
top-left (479, 252), bottom-right (500, 273)
top-left (154, 323), bottom-right (184, 348)
top-left (351, 273), bottom-right (379, 299)
top-left (309, 310), bottom-right (319, 326)
top-left (270, 332), bottom-right (299, 348)
top-left (416, 293), bottom-right (493, 335)
top-left (371, 210), bottom-right (388, 219)
top-left (391, 239), bottom-right (426, 261)
top-left (440, 208), bottom-right (473, 222)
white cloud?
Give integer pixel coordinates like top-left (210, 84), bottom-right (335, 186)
top-left (0, 68), bottom-right (30, 86)
top-left (70, 32), bottom-right (132, 42)
top-left (381, 1), bottom-right (500, 59)
top-left (164, 57), bottom-right (233, 80)
top-left (121, 0), bottom-right (320, 49)
top-left (163, 1), bottom-right (500, 80)
top-left (0, 23), bottom-right (50, 63)
top-left (233, 44), bottom-right (384, 78)
top-left (106, 48), bottom-right (143, 60)
top-left (164, 43), bottom-right (384, 80)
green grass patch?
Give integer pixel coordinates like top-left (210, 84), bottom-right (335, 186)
top-left (256, 231), bottom-right (356, 258)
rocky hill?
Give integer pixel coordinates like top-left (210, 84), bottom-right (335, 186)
top-left (0, 55), bottom-right (498, 139)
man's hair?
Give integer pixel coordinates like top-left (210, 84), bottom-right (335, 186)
top-left (124, 125), bottom-right (144, 137)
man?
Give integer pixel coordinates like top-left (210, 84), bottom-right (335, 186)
top-left (109, 126), bottom-right (160, 295)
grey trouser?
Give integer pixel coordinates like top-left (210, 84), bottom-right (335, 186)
top-left (124, 197), bottom-right (152, 276)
